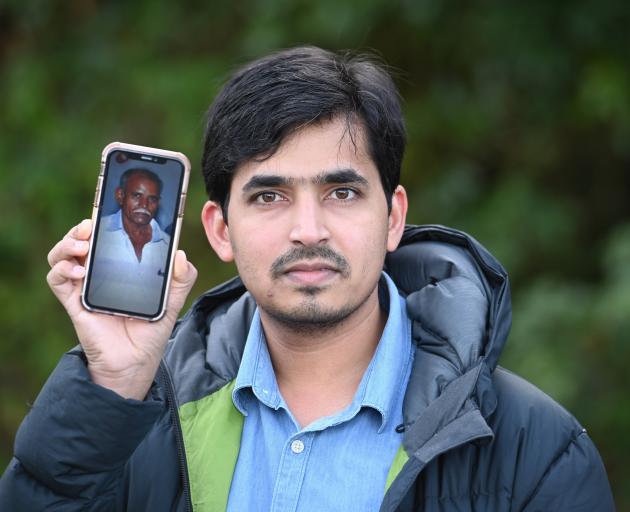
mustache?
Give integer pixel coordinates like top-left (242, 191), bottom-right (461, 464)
top-left (132, 208), bottom-right (152, 216)
top-left (270, 246), bottom-right (350, 279)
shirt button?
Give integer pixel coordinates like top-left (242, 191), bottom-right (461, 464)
top-left (290, 439), bottom-right (305, 454)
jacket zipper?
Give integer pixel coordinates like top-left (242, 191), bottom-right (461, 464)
top-left (158, 360), bottom-right (193, 512)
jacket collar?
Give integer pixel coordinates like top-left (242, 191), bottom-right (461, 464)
top-left (380, 225), bottom-right (511, 509)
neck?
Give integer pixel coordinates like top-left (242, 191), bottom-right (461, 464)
top-left (122, 215), bottom-right (152, 242)
top-left (121, 215), bottom-right (153, 262)
top-left (259, 287), bottom-right (386, 427)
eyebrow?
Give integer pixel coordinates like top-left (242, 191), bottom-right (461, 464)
top-left (241, 168), bottom-right (369, 194)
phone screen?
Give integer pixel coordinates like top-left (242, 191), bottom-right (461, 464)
top-left (83, 149), bottom-right (186, 319)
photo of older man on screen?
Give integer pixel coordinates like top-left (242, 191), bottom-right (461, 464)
top-left (88, 167), bottom-right (171, 315)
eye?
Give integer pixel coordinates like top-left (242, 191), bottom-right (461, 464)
top-left (254, 191), bottom-right (285, 204)
top-left (328, 188), bottom-right (357, 201)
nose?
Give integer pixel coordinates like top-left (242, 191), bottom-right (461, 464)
top-left (137, 194), bottom-right (148, 209)
top-left (288, 196), bottom-right (330, 246)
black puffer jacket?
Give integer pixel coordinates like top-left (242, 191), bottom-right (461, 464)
top-left (0, 225), bottom-right (615, 511)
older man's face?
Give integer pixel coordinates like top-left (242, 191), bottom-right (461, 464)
top-left (116, 174), bottom-right (160, 227)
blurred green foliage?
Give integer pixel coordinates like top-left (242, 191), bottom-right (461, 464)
top-left (1, 0), bottom-right (629, 506)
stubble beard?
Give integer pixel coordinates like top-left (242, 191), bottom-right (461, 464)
top-left (239, 243), bottom-right (384, 335)
top-left (260, 283), bottom-right (375, 336)
top-left (259, 245), bottom-right (367, 334)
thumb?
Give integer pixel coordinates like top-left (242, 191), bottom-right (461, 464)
top-left (173, 250), bottom-right (197, 285)
top-left (166, 250), bottom-right (198, 314)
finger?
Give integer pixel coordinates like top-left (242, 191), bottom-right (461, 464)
top-left (62, 219), bottom-right (92, 243)
top-left (47, 220), bottom-right (92, 267)
top-left (47, 237), bottom-right (90, 268)
top-left (47, 260), bottom-right (85, 308)
top-left (72, 219), bottom-right (93, 241)
top-left (47, 260), bottom-right (86, 288)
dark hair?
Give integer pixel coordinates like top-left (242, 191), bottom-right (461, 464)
top-left (119, 168), bottom-right (163, 196)
top-left (201, 46), bottom-right (406, 218)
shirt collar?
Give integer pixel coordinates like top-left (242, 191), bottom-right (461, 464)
top-left (107, 209), bottom-right (166, 243)
top-left (232, 272), bottom-right (412, 432)
top-left (232, 308), bottom-right (282, 414)
top-left (106, 209), bottom-right (125, 232)
top-left (358, 272), bottom-right (411, 431)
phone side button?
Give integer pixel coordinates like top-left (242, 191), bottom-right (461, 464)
top-left (178, 193), bottom-right (187, 217)
top-left (94, 176), bottom-right (103, 207)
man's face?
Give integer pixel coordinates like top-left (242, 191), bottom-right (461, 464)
top-left (218, 118), bottom-right (405, 329)
top-left (116, 174), bottom-right (161, 227)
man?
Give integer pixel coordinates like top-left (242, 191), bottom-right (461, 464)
top-left (89, 168), bottom-right (170, 313)
top-left (107, 168), bottom-right (168, 264)
top-left (0, 47), bottom-right (615, 511)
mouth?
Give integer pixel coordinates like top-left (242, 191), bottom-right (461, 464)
top-left (133, 208), bottom-right (152, 216)
top-left (282, 262), bottom-right (340, 286)
top-left (270, 246), bottom-right (351, 285)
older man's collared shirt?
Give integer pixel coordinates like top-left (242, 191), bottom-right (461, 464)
top-left (227, 272), bottom-right (413, 512)
top-left (88, 210), bottom-right (170, 314)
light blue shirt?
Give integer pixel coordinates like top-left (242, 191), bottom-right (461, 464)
top-left (227, 272), bottom-right (413, 512)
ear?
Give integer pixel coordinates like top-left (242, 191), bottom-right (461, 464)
top-left (201, 201), bottom-right (234, 262)
top-left (115, 187), bottom-right (124, 207)
top-left (386, 185), bottom-right (408, 252)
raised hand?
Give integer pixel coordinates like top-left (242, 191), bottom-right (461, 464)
top-left (47, 219), bottom-right (197, 399)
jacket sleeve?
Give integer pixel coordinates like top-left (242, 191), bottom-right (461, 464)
top-left (0, 349), bottom-right (165, 511)
top-left (522, 430), bottom-right (616, 512)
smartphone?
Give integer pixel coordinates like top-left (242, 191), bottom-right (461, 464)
top-left (81, 142), bottom-right (191, 321)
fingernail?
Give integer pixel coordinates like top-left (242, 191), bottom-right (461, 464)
top-left (73, 265), bottom-right (85, 276)
top-left (79, 219), bottom-right (91, 232)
